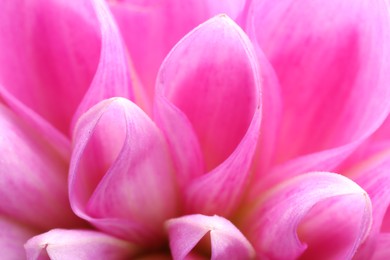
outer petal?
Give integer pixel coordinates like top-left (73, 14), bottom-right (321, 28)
top-left (240, 172), bottom-right (372, 259)
top-left (154, 15), bottom-right (261, 216)
top-left (24, 229), bottom-right (136, 259)
top-left (0, 103), bottom-right (82, 230)
top-left (69, 98), bottom-right (177, 245)
top-left (166, 214), bottom-right (255, 259)
top-left (71, 0), bottom-right (134, 129)
top-left (0, 0), bottom-right (100, 134)
top-left (109, 0), bottom-right (246, 104)
top-left (0, 216), bottom-right (36, 260)
top-left (247, 0), bottom-right (390, 170)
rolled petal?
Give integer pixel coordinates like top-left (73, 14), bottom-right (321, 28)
top-left (0, 216), bottom-right (36, 260)
top-left (0, 0), bottom-right (100, 134)
top-left (342, 147), bottom-right (390, 259)
top-left (240, 172), bottom-right (372, 259)
top-left (70, 98), bottom-right (177, 244)
top-left (247, 0), bottom-right (390, 165)
top-left (24, 229), bottom-right (136, 259)
top-left (109, 0), bottom-right (246, 104)
top-left (71, 0), bottom-right (134, 130)
top-left (0, 103), bottom-right (82, 229)
top-left (166, 214), bottom-right (255, 259)
top-left (154, 15), bottom-right (261, 216)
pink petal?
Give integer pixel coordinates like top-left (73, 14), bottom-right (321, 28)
top-left (154, 15), bottom-right (261, 216)
top-left (0, 103), bottom-right (82, 230)
top-left (240, 172), bottom-right (372, 259)
top-left (109, 0), bottom-right (246, 105)
top-left (371, 233), bottom-right (390, 260)
top-left (342, 147), bottom-right (390, 259)
top-left (71, 0), bottom-right (134, 130)
top-left (250, 44), bottom-right (283, 175)
top-left (248, 144), bottom-right (356, 197)
top-left (372, 116), bottom-right (390, 142)
top-left (0, 84), bottom-right (70, 160)
top-left (24, 229), bottom-right (136, 259)
top-left (247, 0), bottom-right (390, 165)
top-left (0, 0), bottom-right (100, 134)
top-left (69, 98), bottom-right (177, 245)
top-left (166, 214), bottom-right (255, 259)
top-left (0, 216), bottom-right (36, 260)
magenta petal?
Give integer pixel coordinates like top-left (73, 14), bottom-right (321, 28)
top-left (0, 84), bottom-right (70, 160)
top-left (249, 145), bottom-right (356, 196)
top-left (0, 216), bottom-right (35, 260)
top-left (371, 234), bottom-right (390, 260)
top-left (241, 172), bottom-right (372, 259)
top-left (0, 0), bottom-right (100, 134)
top-left (155, 15), bottom-right (261, 216)
top-left (342, 147), bottom-right (390, 259)
top-left (0, 103), bottom-right (81, 229)
top-left (251, 44), bottom-right (283, 175)
top-left (71, 0), bottom-right (134, 131)
top-left (109, 0), bottom-right (246, 104)
top-left (70, 98), bottom-right (177, 244)
top-left (24, 229), bottom-right (136, 259)
top-left (166, 214), bottom-right (255, 259)
top-left (247, 0), bottom-right (390, 164)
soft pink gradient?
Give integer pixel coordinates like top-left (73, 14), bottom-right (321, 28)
top-left (1, 0), bottom-right (390, 259)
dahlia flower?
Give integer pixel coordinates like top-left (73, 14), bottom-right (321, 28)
top-left (1, 0), bottom-right (390, 259)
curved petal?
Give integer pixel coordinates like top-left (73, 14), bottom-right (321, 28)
top-left (0, 216), bottom-right (36, 260)
top-left (250, 43), bottom-right (283, 176)
top-left (0, 103), bottom-right (82, 230)
top-left (109, 0), bottom-right (246, 104)
top-left (24, 229), bottom-right (136, 259)
top-left (240, 172), bottom-right (372, 259)
top-left (0, 0), bottom-right (100, 134)
top-left (154, 15), bottom-right (261, 216)
top-left (248, 144), bottom-right (355, 197)
top-left (0, 84), bottom-right (70, 160)
top-left (70, 98), bottom-right (177, 245)
top-left (166, 214), bottom-right (255, 259)
top-left (247, 0), bottom-right (390, 165)
top-left (341, 147), bottom-right (390, 259)
top-left (71, 0), bottom-right (134, 131)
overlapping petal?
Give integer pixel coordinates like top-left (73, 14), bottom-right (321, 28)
top-left (24, 229), bottom-right (136, 259)
top-left (69, 98), bottom-right (177, 244)
top-left (0, 216), bottom-right (36, 260)
top-left (240, 172), bottom-right (372, 259)
top-left (0, 103), bottom-right (81, 230)
top-left (246, 0), bottom-right (390, 194)
top-left (109, 0), bottom-right (246, 105)
top-left (155, 15), bottom-right (261, 216)
top-left (0, 83), bottom-right (70, 160)
top-left (166, 214), bottom-right (254, 259)
top-left (71, 0), bottom-right (134, 129)
top-left (0, 0), bottom-right (100, 134)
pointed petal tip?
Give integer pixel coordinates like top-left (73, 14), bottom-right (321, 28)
top-left (166, 214), bottom-right (255, 259)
